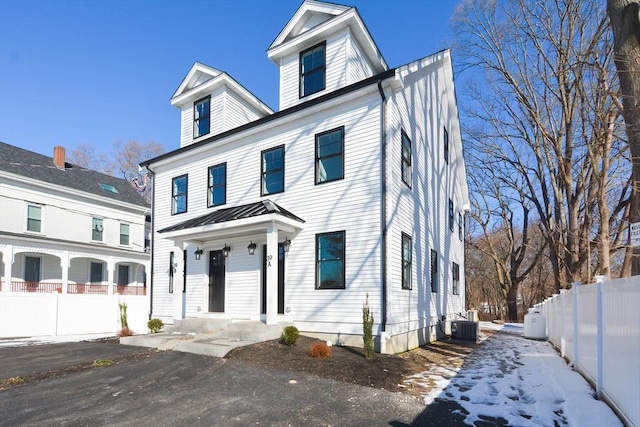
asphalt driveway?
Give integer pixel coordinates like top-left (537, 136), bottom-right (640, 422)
top-left (0, 341), bottom-right (429, 426)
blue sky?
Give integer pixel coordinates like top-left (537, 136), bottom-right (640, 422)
top-left (0, 0), bottom-right (459, 158)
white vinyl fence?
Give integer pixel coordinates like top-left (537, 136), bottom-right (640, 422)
top-left (0, 292), bottom-right (149, 338)
top-left (538, 276), bottom-right (640, 427)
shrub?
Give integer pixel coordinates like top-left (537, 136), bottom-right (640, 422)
top-left (147, 318), bottom-right (164, 333)
top-left (119, 327), bottom-right (133, 337)
top-left (308, 341), bottom-right (332, 358)
top-left (363, 294), bottom-right (375, 360)
top-left (281, 326), bottom-right (300, 346)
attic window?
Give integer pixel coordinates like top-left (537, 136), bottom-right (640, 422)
top-left (99, 183), bottom-right (119, 194)
top-left (194, 96), bottom-right (211, 138)
top-left (300, 42), bottom-right (325, 98)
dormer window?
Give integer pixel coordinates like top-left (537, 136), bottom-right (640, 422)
top-left (194, 96), bottom-right (211, 138)
top-left (300, 42), bottom-right (326, 98)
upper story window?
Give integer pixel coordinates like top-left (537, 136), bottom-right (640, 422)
top-left (401, 130), bottom-right (412, 188)
top-left (458, 212), bottom-right (463, 240)
top-left (300, 42), bottom-right (326, 98)
top-left (430, 249), bottom-right (438, 293)
top-left (208, 163), bottom-right (227, 207)
top-left (92, 217), bottom-right (104, 241)
top-left (26, 204), bottom-right (42, 233)
top-left (316, 231), bottom-right (345, 289)
top-left (316, 127), bottom-right (344, 184)
top-left (194, 96), bottom-right (211, 139)
top-left (120, 223), bottom-right (130, 246)
top-left (402, 232), bottom-right (412, 290)
top-left (172, 174), bottom-right (188, 215)
top-left (452, 262), bottom-right (460, 295)
top-left (449, 199), bottom-right (454, 231)
top-left (444, 126), bottom-right (449, 164)
top-left (261, 146), bottom-right (284, 196)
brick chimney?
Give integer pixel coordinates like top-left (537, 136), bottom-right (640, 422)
top-left (53, 146), bottom-right (66, 169)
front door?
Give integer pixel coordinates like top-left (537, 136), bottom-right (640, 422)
top-left (262, 244), bottom-right (285, 315)
top-left (209, 250), bottom-right (225, 312)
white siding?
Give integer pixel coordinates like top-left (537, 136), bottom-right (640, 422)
top-left (346, 33), bottom-right (374, 84)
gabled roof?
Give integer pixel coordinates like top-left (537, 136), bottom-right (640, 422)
top-left (158, 200), bottom-right (304, 233)
top-left (0, 142), bottom-right (149, 208)
top-left (267, 0), bottom-right (387, 73)
top-left (171, 62), bottom-right (274, 116)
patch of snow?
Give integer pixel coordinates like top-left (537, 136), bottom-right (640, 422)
top-left (0, 333), bottom-right (116, 348)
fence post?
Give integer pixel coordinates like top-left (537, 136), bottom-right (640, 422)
top-left (572, 282), bottom-right (580, 370)
top-left (594, 275), bottom-right (605, 400)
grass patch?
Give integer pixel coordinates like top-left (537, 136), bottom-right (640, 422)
top-left (93, 359), bottom-right (114, 367)
top-left (1, 377), bottom-right (25, 386)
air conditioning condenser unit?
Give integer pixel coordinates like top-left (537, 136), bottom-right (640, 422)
top-left (451, 321), bottom-right (479, 341)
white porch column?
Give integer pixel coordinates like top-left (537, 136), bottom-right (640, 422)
top-left (60, 251), bottom-right (70, 294)
top-left (265, 225), bottom-right (279, 325)
top-left (2, 245), bottom-right (13, 292)
top-left (107, 256), bottom-right (115, 295)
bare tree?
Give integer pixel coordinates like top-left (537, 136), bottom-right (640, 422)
top-left (454, 0), bottom-right (631, 290)
top-left (607, 0), bottom-right (640, 275)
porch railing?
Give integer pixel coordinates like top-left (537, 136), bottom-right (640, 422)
top-left (9, 281), bottom-right (62, 293)
top-left (3, 281), bottom-right (145, 296)
top-left (113, 285), bottom-right (146, 296)
top-left (68, 283), bottom-right (109, 294)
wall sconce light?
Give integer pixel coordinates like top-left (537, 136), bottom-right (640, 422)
top-left (222, 244), bottom-right (231, 258)
top-left (282, 237), bottom-right (291, 253)
top-left (247, 241), bottom-right (257, 255)
top-left (194, 247), bottom-right (204, 260)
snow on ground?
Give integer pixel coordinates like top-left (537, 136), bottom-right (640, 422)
top-left (406, 322), bottom-right (622, 426)
top-left (0, 333), bottom-right (116, 348)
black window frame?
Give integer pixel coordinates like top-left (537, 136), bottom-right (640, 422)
top-left (316, 230), bottom-right (346, 290)
top-left (193, 95), bottom-right (211, 139)
top-left (299, 41), bottom-right (326, 98)
top-left (208, 162), bottom-right (227, 207)
top-left (172, 174), bottom-right (188, 215)
top-left (119, 222), bottom-right (130, 246)
top-left (261, 145), bottom-right (285, 196)
top-left (452, 262), bottom-right (460, 295)
top-left (458, 212), bottom-right (463, 240)
top-left (430, 249), bottom-right (438, 293)
top-left (449, 199), bottom-right (454, 232)
top-left (401, 129), bottom-right (412, 188)
top-left (444, 126), bottom-right (449, 164)
top-left (315, 126), bottom-right (345, 184)
top-left (26, 204), bottom-right (42, 233)
top-left (401, 232), bottom-right (412, 290)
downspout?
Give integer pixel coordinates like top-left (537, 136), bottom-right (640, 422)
top-left (145, 165), bottom-right (156, 321)
top-left (377, 79), bottom-right (388, 332)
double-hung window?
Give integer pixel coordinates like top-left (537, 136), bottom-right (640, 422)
top-left (449, 199), bottom-right (454, 231)
top-left (452, 262), bottom-right (460, 295)
top-left (444, 126), bottom-right (449, 164)
top-left (194, 96), bottom-right (211, 139)
top-left (261, 146), bottom-right (284, 196)
top-left (208, 163), bottom-right (227, 207)
top-left (27, 204), bottom-right (42, 233)
top-left (120, 223), bottom-right (130, 246)
top-left (92, 217), bottom-right (104, 241)
top-left (401, 130), bottom-right (412, 187)
top-left (172, 175), bottom-right (188, 214)
top-left (430, 249), bottom-right (438, 293)
top-left (316, 231), bottom-right (345, 289)
top-left (316, 127), bottom-right (344, 184)
top-left (300, 42), bottom-right (325, 98)
top-left (402, 233), bottom-right (412, 290)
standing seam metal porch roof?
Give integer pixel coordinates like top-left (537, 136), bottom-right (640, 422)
top-left (158, 200), bottom-right (304, 234)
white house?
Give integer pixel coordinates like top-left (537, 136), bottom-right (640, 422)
top-left (0, 143), bottom-right (150, 296)
top-left (141, 0), bottom-right (469, 353)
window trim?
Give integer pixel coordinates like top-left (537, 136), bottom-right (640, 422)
top-left (315, 230), bottom-right (346, 290)
top-left (207, 162), bottom-right (227, 207)
top-left (26, 203), bottom-right (42, 233)
top-left (430, 249), bottom-right (438, 293)
top-left (261, 145), bottom-right (285, 196)
top-left (193, 95), bottom-right (211, 139)
top-left (299, 41), bottom-right (326, 98)
top-left (444, 126), bottom-right (449, 165)
top-left (119, 222), bottom-right (130, 246)
top-left (449, 199), bottom-right (454, 232)
top-left (172, 174), bottom-right (188, 215)
top-left (401, 129), bottom-right (412, 188)
top-left (315, 126), bottom-right (345, 185)
top-left (452, 262), bottom-right (460, 295)
top-left (401, 232), bottom-right (412, 290)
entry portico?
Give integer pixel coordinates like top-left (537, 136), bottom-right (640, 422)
top-left (158, 200), bottom-right (304, 325)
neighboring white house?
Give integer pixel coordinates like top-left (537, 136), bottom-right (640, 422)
top-left (141, 0), bottom-right (469, 354)
top-left (0, 143), bottom-right (150, 296)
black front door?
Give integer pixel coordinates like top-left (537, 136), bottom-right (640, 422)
top-left (209, 250), bottom-right (225, 312)
top-left (262, 244), bottom-right (285, 315)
